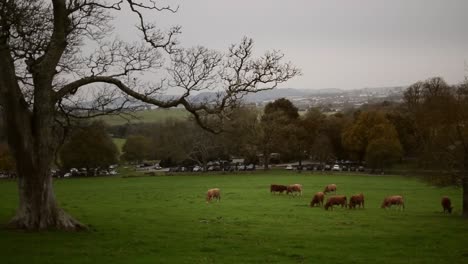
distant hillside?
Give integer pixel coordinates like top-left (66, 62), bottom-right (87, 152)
top-left (95, 86), bottom-right (406, 126)
top-left (96, 108), bottom-right (189, 126)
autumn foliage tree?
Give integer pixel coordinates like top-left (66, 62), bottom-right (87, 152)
top-left (342, 111), bottom-right (402, 167)
top-left (0, 1), bottom-right (299, 230)
top-left (364, 123), bottom-right (403, 172)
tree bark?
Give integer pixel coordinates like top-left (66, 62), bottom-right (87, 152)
top-left (3, 103), bottom-right (87, 230)
top-left (8, 166), bottom-right (86, 231)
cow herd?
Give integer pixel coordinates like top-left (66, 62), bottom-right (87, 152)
top-left (206, 184), bottom-right (454, 214)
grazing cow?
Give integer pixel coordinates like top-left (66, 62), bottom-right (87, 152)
top-left (348, 193), bottom-right (365, 209)
top-left (270, 184), bottom-right (288, 194)
top-left (287, 184), bottom-right (303, 196)
top-left (206, 188), bottom-right (221, 203)
top-left (381, 195), bottom-right (404, 210)
top-left (310, 192), bottom-right (325, 207)
top-left (441, 196), bottom-right (453, 214)
top-left (324, 195), bottom-right (347, 210)
top-left (323, 184), bottom-right (337, 194)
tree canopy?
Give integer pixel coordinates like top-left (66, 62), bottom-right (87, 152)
top-left (60, 122), bottom-right (119, 171)
top-left (121, 135), bottom-right (152, 164)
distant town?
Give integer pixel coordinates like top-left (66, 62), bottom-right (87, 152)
top-left (136, 86), bottom-right (406, 113)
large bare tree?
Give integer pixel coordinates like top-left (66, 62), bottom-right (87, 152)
top-left (0, 0), bottom-right (299, 230)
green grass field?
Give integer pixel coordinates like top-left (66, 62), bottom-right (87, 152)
top-left (96, 108), bottom-right (190, 126)
top-left (113, 138), bottom-right (126, 153)
top-left (0, 171), bottom-right (467, 264)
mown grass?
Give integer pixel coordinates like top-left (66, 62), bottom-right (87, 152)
top-left (96, 108), bottom-right (189, 126)
top-left (0, 170), bottom-right (467, 264)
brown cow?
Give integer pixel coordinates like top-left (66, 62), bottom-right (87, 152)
top-left (324, 195), bottom-right (347, 210)
top-left (323, 184), bottom-right (337, 194)
top-left (206, 188), bottom-right (221, 203)
top-left (310, 192), bottom-right (325, 207)
top-left (286, 184), bottom-right (303, 196)
top-left (348, 193), bottom-right (365, 209)
top-left (381, 195), bottom-right (404, 210)
top-left (441, 196), bottom-right (453, 214)
top-left (270, 184), bottom-right (288, 194)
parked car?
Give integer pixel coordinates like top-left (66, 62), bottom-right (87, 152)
top-left (285, 165), bottom-right (293, 170)
top-left (324, 164), bottom-right (331, 171)
top-left (246, 164), bottom-right (255, 171)
top-left (222, 166), bottom-right (233, 172)
top-left (358, 166), bottom-right (365, 172)
top-left (332, 164), bottom-right (340, 171)
top-left (169, 167), bottom-right (180, 172)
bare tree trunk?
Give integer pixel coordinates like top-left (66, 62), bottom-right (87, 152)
top-left (5, 115), bottom-right (87, 230)
top-left (8, 164), bottom-right (85, 231)
top-left (1, 60), bottom-right (86, 230)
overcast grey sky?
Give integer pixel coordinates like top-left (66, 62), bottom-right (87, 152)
top-left (116, 0), bottom-right (468, 90)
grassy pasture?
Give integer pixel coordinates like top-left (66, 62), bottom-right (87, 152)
top-left (0, 171), bottom-right (467, 264)
top-left (96, 108), bottom-right (189, 126)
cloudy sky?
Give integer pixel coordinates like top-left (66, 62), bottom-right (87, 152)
top-left (115, 0), bottom-right (468, 90)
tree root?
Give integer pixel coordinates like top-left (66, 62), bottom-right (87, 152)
top-left (7, 208), bottom-right (88, 231)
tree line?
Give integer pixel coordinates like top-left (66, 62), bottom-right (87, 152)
top-left (105, 77), bottom-right (466, 179)
top-left (1, 77), bottom-right (466, 183)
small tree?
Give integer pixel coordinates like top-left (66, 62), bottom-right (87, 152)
top-left (60, 122), bottom-right (119, 173)
top-left (342, 111), bottom-right (394, 162)
top-left (321, 114), bottom-right (350, 161)
top-left (310, 134), bottom-right (335, 164)
top-left (122, 135), bottom-right (152, 164)
top-left (365, 137), bottom-right (403, 172)
top-left (258, 98), bottom-right (299, 169)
